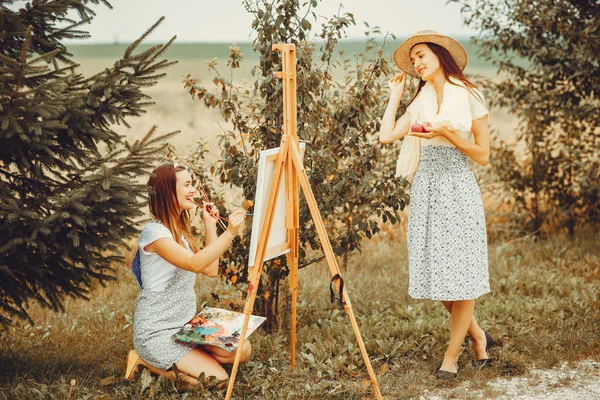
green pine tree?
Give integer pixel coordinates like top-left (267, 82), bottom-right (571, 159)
top-left (0, 0), bottom-right (179, 325)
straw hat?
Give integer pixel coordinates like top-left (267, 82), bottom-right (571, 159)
top-left (393, 30), bottom-right (468, 78)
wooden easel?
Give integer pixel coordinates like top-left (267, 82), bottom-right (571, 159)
top-left (225, 43), bottom-right (382, 400)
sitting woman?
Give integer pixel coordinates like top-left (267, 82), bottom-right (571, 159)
top-left (125, 163), bottom-right (251, 384)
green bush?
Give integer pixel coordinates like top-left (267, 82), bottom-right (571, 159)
top-left (452, 0), bottom-right (600, 235)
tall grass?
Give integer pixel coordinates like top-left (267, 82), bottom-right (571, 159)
top-left (1, 226), bottom-right (598, 399)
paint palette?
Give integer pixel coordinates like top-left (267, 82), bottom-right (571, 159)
top-left (172, 307), bottom-right (266, 351)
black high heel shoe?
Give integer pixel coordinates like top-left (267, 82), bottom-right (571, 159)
top-left (435, 360), bottom-right (458, 379)
top-left (435, 369), bottom-right (458, 379)
top-left (472, 331), bottom-right (498, 368)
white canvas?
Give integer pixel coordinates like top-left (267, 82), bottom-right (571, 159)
top-left (248, 142), bottom-right (305, 267)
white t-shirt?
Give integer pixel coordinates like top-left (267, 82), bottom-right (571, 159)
top-left (468, 88), bottom-right (489, 120)
top-left (454, 89), bottom-right (489, 144)
top-left (137, 221), bottom-right (192, 291)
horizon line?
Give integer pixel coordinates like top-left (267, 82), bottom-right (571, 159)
top-left (65, 35), bottom-right (476, 46)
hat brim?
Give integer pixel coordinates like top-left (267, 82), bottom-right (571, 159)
top-left (393, 33), bottom-right (468, 78)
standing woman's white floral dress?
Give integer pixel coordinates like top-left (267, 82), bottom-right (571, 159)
top-left (405, 80), bottom-right (491, 301)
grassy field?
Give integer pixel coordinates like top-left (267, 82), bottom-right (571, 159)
top-left (1, 226), bottom-right (599, 399)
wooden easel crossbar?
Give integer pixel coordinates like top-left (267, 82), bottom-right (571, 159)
top-left (225, 43), bottom-right (382, 400)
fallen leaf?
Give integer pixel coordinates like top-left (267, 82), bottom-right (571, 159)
top-left (378, 363), bottom-right (389, 376)
top-left (99, 376), bottom-right (118, 386)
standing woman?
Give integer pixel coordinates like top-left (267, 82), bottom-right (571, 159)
top-left (379, 30), bottom-right (496, 379)
top-left (125, 163), bottom-right (251, 384)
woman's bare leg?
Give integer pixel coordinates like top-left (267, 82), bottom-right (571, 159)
top-left (126, 353), bottom-right (198, 385)
top-left (175, 347), bottom-right (229, 382)
top-left (203, 341), bottom-right (252, 364)
top-left (442, 301), bottom-right (488, 360)
top-left (440, 299), bottom-right (476, 372)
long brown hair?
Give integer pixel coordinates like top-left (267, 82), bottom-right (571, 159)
top-left (407, 42), bottom-right (484, 108)
top-left (147, 163), bottom-right (199, 252)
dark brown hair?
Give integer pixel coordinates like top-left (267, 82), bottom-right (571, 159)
top-left (147, 163), bottom-right (199, 252)
top-left (407, 42), bottom-right (485, 108)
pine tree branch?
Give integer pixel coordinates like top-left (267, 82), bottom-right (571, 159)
top-left (48, 16), bottom-right (93, 39)
top-left (124, 16), bottom-right (165, 59)
top-left (143, 35), bottom-right (177, 68)
top-left (13, 25), bottom-right (33, 97)
top-left (26, 47), bottom-right (60, 66)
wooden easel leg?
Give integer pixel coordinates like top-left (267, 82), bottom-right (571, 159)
top-left (287, 246), bottom-right (299, 369)
top-left (286, 149), bottom-right (300, 368)
top-left (288, 143), bottom-right (383, 400)
top-left (289, 159), bottom-right (300, 370)
top-left (289, 176), bottom-right (299, 371)
top-left (225, 138), bottom-right (290, 400)
top-left (224, 265), bottom-right (262, 400)
top-left (281, 45), bottom-right (301, 371)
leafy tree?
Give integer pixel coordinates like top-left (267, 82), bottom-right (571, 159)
top-left (0, 0), bottom-right (178, 325)
top-left (451, 0), bottom-right (600, 235)
top-left (182, 0), bottom-right (408, 327)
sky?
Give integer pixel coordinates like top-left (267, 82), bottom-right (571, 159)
top-left (44, 0), bottom-right (476, 44)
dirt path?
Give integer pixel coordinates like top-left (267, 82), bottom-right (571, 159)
top-left (422, 360), bottom-right (600, 399)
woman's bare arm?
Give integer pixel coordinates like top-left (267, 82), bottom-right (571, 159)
top-left (148, 232), bottom-right (236, 275)
top-left (146, 210), bottom-right (246, 275)
top-left (379, 73), bottom-right (412, 144)
top-left (201, 223), bottom-right (220, 277)
top-left (410, 116), bottom-right (490, 165)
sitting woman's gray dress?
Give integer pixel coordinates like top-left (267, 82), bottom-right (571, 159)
top-left (133, 221), bottom-right (197, 370)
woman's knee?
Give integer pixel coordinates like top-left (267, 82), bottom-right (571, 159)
top-left (442, 300), bottom-right (453, 311)
top-left (176, 348), bottom-right (229, 382)
top-left (239, 340), bottom-right (252, 362)
top-left (185, 365), bottom-right (228, 383)
top-left (209, 367), bottom-right (229, 382)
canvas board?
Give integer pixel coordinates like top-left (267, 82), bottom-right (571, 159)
top-left (247, 142), bottom-right (305, 267)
